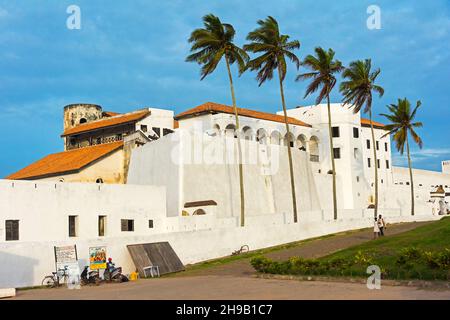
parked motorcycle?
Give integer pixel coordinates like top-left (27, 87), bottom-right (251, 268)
top-left (104, 258), bottom-right (129, 283)
top-left (80, 266), bottom-right (101, 286)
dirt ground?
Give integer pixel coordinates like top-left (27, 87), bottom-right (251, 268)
top-left (9, 221), bottom-right (450, 300)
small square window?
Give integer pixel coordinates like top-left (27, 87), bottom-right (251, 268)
top-left (121, 219), bottom-right (134, 232)
top-left (140, 125), bottom-right (148, 132)
top-left (149, 220), bottom-right (154, 229)
top-left (5, 220), bottom-right (19, 241)
top-left (332, 127), bottom-right (340, 138)
top-left (333, 148), bottom-right (341, 159)
top-left (353, 127), bottom-right (359, 138)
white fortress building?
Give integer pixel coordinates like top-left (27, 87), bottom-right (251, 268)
top-left (1, 101), bottom-right (449, 288)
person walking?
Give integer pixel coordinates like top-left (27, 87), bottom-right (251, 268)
top-left (378, 215), bottom-right (386, 236)
top-left (373, 217), bottom-right (380, 239)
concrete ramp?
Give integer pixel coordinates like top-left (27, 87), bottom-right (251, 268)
top-left (127, 242), bottom-right (185, 277)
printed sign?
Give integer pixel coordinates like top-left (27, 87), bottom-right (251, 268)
top-left (89, 246), bottom-right (107, 270)
top-left (54, 245), bottom-right (78, 270)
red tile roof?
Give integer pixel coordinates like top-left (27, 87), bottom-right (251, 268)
top-left (6, 141), bottom-right (123, 180)
top-left (361, 118), bottom-right (386, 130)
top-left (174, 102), bottom-right (312, 127)
top-left (62, 110), bottom-right (150, 137)
top-left (102, 111), bottom-right (121, 117)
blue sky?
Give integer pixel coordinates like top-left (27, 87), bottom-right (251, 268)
top-left (0, 0), bottom-right (449, 177)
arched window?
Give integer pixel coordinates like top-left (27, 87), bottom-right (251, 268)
top-left (242, 126), bottom-right (253, 140)
top-left (284, 132), bottom-right (295, 147)
top-left (96, 178), bottom-right (104, 184)
top-left (309, 136), bottom-right (320, 162)
top-left (79, 118), bottom-right (87, 124)
top-left (256, 128), bottom-right (267, 144)
top-left (225, 124), bottom-right (237, 138)
top-left (193, 209), bottom-right (206, 215)
top-left (296, 134), bottom-right (307, 151)
top-left (270, 131), bottom-right (281, 145)
top-left (211, 124), bottom-right (221, 137)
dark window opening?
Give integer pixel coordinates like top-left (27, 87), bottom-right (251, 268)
top-left (366, 140), bottom-right (370, 149)
top-left (377, 159), bottom-right (380, 169)
top-left (98, 216), bottom-right (106, 237)
top-left (332, 126), bottom-right (340, 138)
top-left (116, 134), bottom-right (123, 141)
top-left (69, 215), bottom-right (78, 237)
top-left (353, 127), bottom-right (359, 138)
top-left (406, 182), bottom-right (410, 186)
top-left (163, 128), bottom-right (174, 136)
top-left (385, 142), bottom-right (388, 152)
top-left (152, 127), bottom-right (161, 137)
top-left (376, 141), bottom-right (379, 150)
top-left (140, 125), bottom-right (148, 132)
top-left (386, 160), bottom-right (390, 169)
top-left (333, 148), bottom-right (341, 159)
top-left (5, 220), bottom-right (19, 241)
top-left (79, 118), bottom-right (87, 124)
top-left (96, 178), bottom-right (103, 184)
top-left (96, 137), bottom-right (102, 145)
top-left (149, 220), bottom-right (154, 229)
top-left (368, 158), bottom-right (371, 168)
top-left (121, 219), bottom-right (134, 232)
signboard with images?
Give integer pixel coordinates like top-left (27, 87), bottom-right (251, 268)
top-left (89, 246), bottom-right (107, 270)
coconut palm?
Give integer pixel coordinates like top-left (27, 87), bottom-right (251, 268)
top-left (380, 98), bottom-right (423, 216)
top-left (243, 16), bottom-right (300, 223)
top-left (186, 14), bottom-right (249, 226)
top-left (339, 59), bottom-right (384, 217)
top-left (296, 47), bottom-right (344, 220)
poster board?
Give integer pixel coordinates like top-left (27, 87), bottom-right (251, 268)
top-left (89, 246), bottom-right (107, 270)
top-left (54, 245), bottom-right (78, 270)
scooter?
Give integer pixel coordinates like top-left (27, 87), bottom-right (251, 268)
top-left (104, 260), bottom-right (129, 283)
top-left (80, 266), bottom-right (101, 286)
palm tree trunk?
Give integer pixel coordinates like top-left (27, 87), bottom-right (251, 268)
top-left (327, 95), bottom-right (338, 219)
top-left (405, 135), bottom-right (415, 216)
top-left (369, 108), bottom-right (378, 219)
top-left (277, 65), bottom-right (298, 223)
top-left (225, 56), bottom-right (245, 227)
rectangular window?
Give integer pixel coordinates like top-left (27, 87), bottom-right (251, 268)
top-left (385, 142), bottom-right (388, 152)
top-left (377, 159), bottom-right (380, 169)
top-left (163, 128), bottom-right (174, 136)
top-left (5, 220), bottom-right (19, 241)
top-left (333, 148), bottom-right (341, 159)
top-left (69, 216), bottom-right (78, 237)
top-left (376, 141), bottom-right (379, 150)
top-left (149, 220), bottom-right (154, 229)
top-left (332, 126), bottom-right (340, 138)
top-left (353, 127), bottom-right (359, 138)
top-left (368, 158), bottom-right (371, 168)
top-left (386, 160), bottom-right (390, 169)
top-left (152, 127), bottom-right (161, 137)
top-left (121, 219), bottom-right (134, 232)
top-left (366, 140), bottom-right (370, 149)
top-left (98, 215), bottom-right (106, 237)
top-left (140, 125), bottom-right (148, 132)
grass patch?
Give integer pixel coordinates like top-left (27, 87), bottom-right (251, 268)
top-left (251, 217), bottom-right (450, 281)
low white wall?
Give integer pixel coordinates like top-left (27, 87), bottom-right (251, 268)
top-left (0, 208), bottom-right (441, 288)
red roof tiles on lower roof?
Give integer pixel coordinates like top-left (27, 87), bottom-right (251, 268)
top-left (361, 118), bottom-right (386, 129)
top-left (174, 102), bottom-right (312, 127)
top-left (6, 141), bottom-right (124, 180)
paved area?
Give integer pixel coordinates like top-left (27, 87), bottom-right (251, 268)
top-left (9, 221), bottom-right (450, 300)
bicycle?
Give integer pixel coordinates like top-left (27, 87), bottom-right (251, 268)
top-left (42, 266), bottom-right (70, 288)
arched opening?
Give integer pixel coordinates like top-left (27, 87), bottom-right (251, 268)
top-left (225, 124), bottom-right (237, 138)
top-left (79, 118), bottom-right (87, 124)
top-left (270, 131), bottom-right (281, 145)
top-left (284, 132), bottom-right (295, 147)
top-left (193, 209), bottom-right (206, 215)
top-left (309, 136), bottom-right (320, 162)
top-left (212, 124), bottom-right (221, 137)
top-left (256, 128), bottom-right (267, 144)
top-left (242, 126), bottom-right (254, 141)
top-left (296, 134), bottom-right (307, 151)
top-left (96, 178), bottom-right (104, 184)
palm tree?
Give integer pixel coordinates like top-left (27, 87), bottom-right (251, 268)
top-left (243, 16), bottom-right (300, 223)
top-left (380, 98), bottom-right (423, 216)
top-left (186, 14), bottom-right (249, 226)
top-left (340, 59), bottom-right (384, 217)
top-left (296, 47), bottom-right (344, 220)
